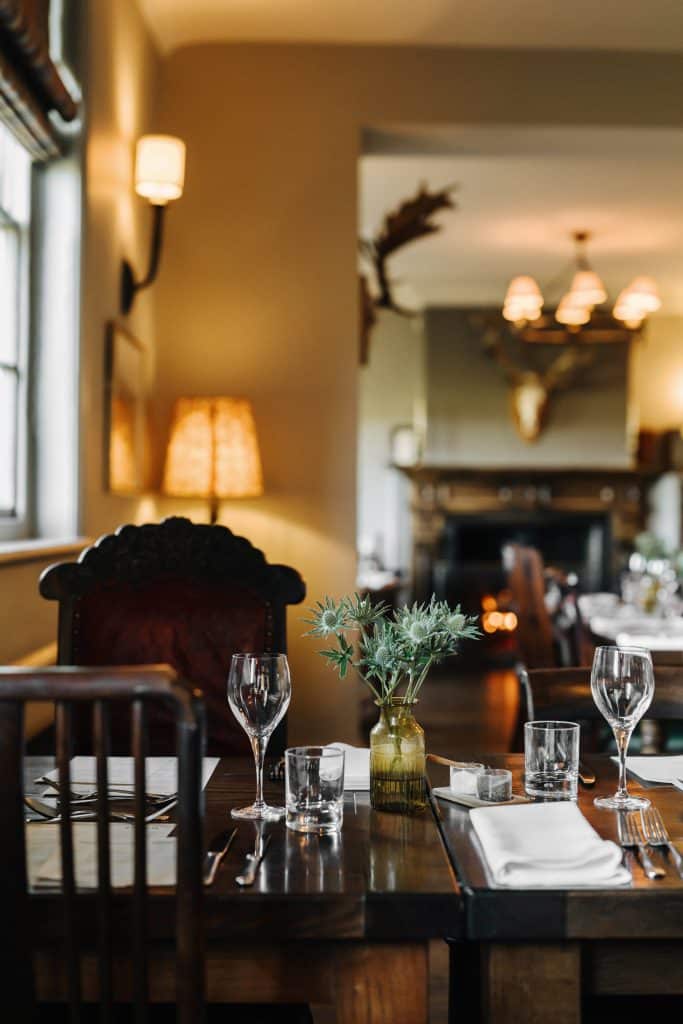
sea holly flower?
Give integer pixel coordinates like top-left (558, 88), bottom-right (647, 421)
top-left (304, 596), bottom-right (348, 638)
top-left (343, 593), bottom-right (386, 629)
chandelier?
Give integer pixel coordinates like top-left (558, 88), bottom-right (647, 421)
top-left (502, 231), bottom-right (661, 341)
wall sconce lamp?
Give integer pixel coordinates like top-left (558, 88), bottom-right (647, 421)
top-left (162, 397), bottom-right (264, 524)
top-left (120, 134), bottom-right (186, 315)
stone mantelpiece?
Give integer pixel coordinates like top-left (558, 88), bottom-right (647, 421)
top-left (398, 465), bottom-right (652, 601)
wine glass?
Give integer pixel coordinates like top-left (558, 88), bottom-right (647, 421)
top-left (228, 653), bottom-right (291, 820)
top-left (591, 645), bottom-right (654, 811)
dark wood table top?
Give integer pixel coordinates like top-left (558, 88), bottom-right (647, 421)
top-left (430, 753), bottom-right (683, 942)
top-left (26, 756), bottom-right (463, 943)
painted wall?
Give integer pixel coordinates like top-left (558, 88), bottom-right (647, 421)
top-left (633, 316), bottom-right (683, 431)
top-left (357, 310), bottom-right (425, 573)
top-left (153, 43), bottom-right (683, 743)
top-left (0, 0), bottom-right (160, 664)
top-left (424, 308), bottom-right (632, 467)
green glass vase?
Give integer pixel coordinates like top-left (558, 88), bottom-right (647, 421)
top-left (369, 699), bottom-right (426, 814)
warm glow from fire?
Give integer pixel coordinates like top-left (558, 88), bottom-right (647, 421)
top-left (481, 593), bottom-right (518, 634)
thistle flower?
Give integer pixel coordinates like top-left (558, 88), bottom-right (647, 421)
top-left (343, 592), bottom-right (386, 629)
top-left (303, 596), bottom-right (348, 638)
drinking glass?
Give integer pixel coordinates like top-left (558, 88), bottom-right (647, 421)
top-left (476, 768), bottom-right (512, 802)
top-left (591, 645), bottom-right (654, 811)
top-left (228, 653), bottom-right (291, 820)
top-left (524, 721), bottom-right (580, 800)
top-left (285, 746), bottom-right (345, 834)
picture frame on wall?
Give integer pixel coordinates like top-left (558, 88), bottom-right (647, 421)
top-left (104, 321), bottom-right (152, 495)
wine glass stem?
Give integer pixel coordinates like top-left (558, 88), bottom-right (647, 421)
top-left (251, 735), bottom-right (267, 809)
top-left (614, 725), bottom-right (632, 799)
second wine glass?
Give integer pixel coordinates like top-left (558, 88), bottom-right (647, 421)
top-left (228, 653), bottom-right (291, 820)
top-left (591, 645), bottom-right (654, 811)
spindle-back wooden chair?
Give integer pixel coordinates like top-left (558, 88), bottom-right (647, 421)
top-left (0, 664), bottom-right (204, 1022)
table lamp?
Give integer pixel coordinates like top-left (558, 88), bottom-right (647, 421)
top-left (162, 397), bottom-right (264, 523)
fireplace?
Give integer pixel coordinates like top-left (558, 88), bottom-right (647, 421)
top-left (433, 509), bottom-right (612, 610)
top-left (402, 465), bottom-right (648, 606)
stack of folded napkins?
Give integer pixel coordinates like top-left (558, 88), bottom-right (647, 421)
top-left (326, 744), bottom-right (370, 790)
top-left (470, 802), bottom-right (631, 888)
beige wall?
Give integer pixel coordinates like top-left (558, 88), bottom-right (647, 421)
top-left (0, 0), bottom-right (160, 665)
top-left (153, 44), bottom-right (683, 743)
top-left (633, 317), bottom-right (683, 431)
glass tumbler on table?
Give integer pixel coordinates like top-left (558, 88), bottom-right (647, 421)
top-left (285, 746), bottom-right (345, 835)
top-left (591, 645), bottom-right (654, 811)
top-left (228, 653), bottom-right (291, 821)
top-left (524, 721), bottom-right (580, 800)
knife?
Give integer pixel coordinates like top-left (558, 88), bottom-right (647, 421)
top-left (203, 827), bottom-right (238, 886)
top-left (235, 833), bottom-right (272, 888)
top-left (578, 762), bottom-right (596, 787)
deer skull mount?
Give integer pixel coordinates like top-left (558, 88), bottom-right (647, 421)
top-left (478, 320), bottom-right (597, 443)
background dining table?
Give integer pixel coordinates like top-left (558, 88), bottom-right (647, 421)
top-left (26, 756), bottom-right (462, 1023)
top-left (430, 754), bottom-right (683, 1024)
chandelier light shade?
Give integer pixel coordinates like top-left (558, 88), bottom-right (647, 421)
top-left (567, 269), bottom-right (607, 307)
top-left (555, 296), bottom-right (591, 326)
top-left (162, 396), bottom-right (264, 522)
top-left (618, 276), bottom-right (661, 315)
top-left (500, 231), bottom-right (659, 340)
top-left (135, 134), bottom-right (186, 205)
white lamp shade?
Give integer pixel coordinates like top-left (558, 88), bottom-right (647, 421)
top-left (618, 276), bottom-right (661, 314)
top-left (503, 301), bottom-right (542, 323)
top-left (568, 269), bottom-right (607, 307)
top-left (504, 275), bottom-right (543, 306)
top-left (555, 295), bottom-right (590, 326)
top-left (135, 135), bottom-right (186, 205)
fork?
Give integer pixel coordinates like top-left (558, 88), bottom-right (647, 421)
top-left (38, 778), bottom-right (174, 803)
top-left (24, 795), bottom-right (174, 825)
top-left (640, 806), bottom-right (683, 879)
top-left (618, 811), bottom-right (666, 880)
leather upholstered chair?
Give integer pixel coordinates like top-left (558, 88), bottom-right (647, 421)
top-left (39, 517), bottom-right (306, 756)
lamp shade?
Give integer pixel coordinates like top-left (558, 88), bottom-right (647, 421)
top-left (135, 135), bottom-right (186, 205)
top-left (618, 276), bottom-right (661, 314)
top-left (568, 269), bottom-right (607, 307)
top-left (555, 294), bottom-right (590, 326)
top-left (162, 397), bottom-right (264, 500)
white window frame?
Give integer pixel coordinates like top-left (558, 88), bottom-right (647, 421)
top-left (0, 127), bottom-right (32, 541)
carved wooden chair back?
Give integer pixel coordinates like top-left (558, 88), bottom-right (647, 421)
top-left (504, 543), bottom-right (556, 668)
top-left (514, 664), bottom-right (683, 752)
top-left (0, 664), bottom-right (204, 1023)
top-left (39, 517), bottom-right (306, 755)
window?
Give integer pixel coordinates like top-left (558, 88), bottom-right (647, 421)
top-left (0, 122), bottom-right (32, 539)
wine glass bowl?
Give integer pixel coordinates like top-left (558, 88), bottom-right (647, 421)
top-left (228, 653), bottom-right (291, 821)
top-left (591, 645), bottom-right (654, 811)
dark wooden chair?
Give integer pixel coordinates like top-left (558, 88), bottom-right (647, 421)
top-left (0, 664), bottom-right (204, 1023)
top-left (504, 543), bottom-right (556, 668)
top-left (513, 663), bottom-right (683, 752)
top-left (39, 517), bottom-right (306, 756)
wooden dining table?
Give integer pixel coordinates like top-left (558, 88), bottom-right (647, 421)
top-left (430, 753), bottom-right (683, 1024)
top-left (27, 753), bottom-right (683, 1022)
top-left (27, 756), bottom-right (462, 1023)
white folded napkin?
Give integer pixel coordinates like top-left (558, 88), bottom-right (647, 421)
top-left (326, 743), bottom-right (369, 790)
top-left (470, 802), bottom-right (631, 888)
top-left (42, 756), bottom-right (219, 796)
top-left (621, 755), bottom-right (683, 786)
top-left (27, 823), bottom-right (176, 889)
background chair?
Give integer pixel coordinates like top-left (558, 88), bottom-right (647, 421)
top-left (39, 518), bottom-right (306, 756)
top-left (0, 664), bottom-right (204, 1022)
top-left (513, 663), bottom-right (683, 752)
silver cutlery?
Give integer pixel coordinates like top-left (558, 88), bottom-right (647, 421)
top-left (37, 778), bottom-right (174, 803)
top-left (235, 833), bottom-right (271, 887)
top-left (24, 795), bottom-right (174, 825)
top-left (640, 806), bottom-right (683, 879)
top-left (618, 811), bottom-right (665, 880)
top-left (203, 827), bottom-right (238, 886)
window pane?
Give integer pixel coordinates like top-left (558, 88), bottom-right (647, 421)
top-left (0, 224), bottom-right (18, 364)
top-left (0, 366), bottom-right (17, 514)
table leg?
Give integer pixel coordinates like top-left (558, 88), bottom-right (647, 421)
top-left (481, 942), bottom-right (581, 1024)
top-left (334, 942), bottom-right (429, 1024)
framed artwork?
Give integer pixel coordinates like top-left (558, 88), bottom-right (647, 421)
top-left (104, 321), bottom-right (152, 494)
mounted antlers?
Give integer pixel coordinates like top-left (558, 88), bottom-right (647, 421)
top-left (479, 319), bottom-right (596, 442)
top-left (359, 183), bottom-right (456, 363)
